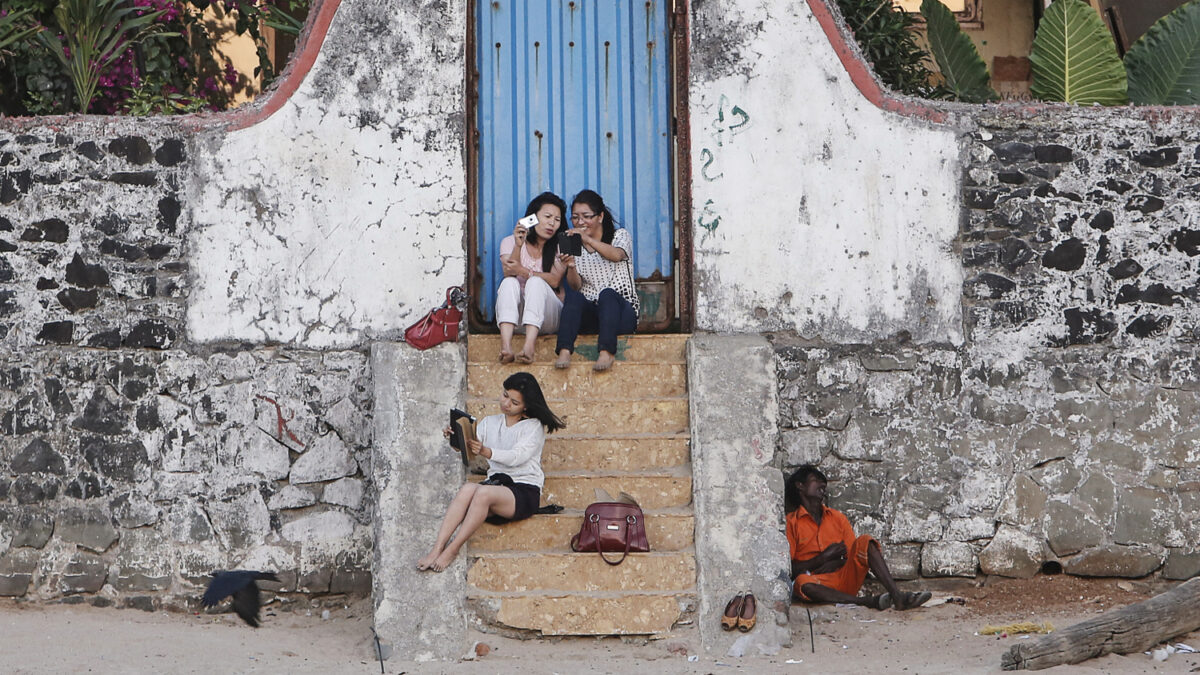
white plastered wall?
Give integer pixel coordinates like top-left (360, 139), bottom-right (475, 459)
top-left (187, 0), bottom-right (466, 348)
top-left (689, 1), bottom-right (964, 344)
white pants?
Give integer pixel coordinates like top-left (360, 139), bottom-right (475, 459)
top-left (496, 276), bottom-right (562, 333)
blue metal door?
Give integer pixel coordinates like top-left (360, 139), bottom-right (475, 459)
top-left (474, 0), bottom-right (674, 324)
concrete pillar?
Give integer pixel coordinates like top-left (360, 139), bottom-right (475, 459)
top-left (370, 341), bottom-right (468, 661)
top-left (688, 334), bottom-right (792, 655)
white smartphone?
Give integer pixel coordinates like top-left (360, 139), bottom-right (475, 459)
top-left (517, 214), bottom-right (538, 229)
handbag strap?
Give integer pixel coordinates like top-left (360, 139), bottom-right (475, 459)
top-left (591, 513), bottom-right (634, 566)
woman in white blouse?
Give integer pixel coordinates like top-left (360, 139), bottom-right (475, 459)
top-left (417, 372), bottom-right (565, 572)
top-left (554, 190), bottom-right (640, 372)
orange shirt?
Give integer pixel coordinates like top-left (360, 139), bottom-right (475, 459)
top-left (786, 505), bottom-right (856, 562)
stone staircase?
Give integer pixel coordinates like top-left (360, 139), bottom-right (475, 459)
top-left (463, 334), bottom-right (695, 636)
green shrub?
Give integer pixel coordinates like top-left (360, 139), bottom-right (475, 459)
top-left (834, 0), bottom-right (944, 97)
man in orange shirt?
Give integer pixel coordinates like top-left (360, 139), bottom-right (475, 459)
top-left (786, 465), bottom-right (930, 610)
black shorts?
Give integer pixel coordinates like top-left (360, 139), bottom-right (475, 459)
top-left (481, 475), bottom-right (541, 525)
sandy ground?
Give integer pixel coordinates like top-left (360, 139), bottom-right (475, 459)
top-left (1, 577), bottom-right (1198, 674)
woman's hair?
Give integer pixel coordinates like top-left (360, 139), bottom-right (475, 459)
top-left (523, 191), bottom-right (568, 273)
top-left (571, 189), bottom-right (617, 245)
top-left (784, 465), bottom-right (828, 511)
top-left (503, 371), bottom-right (565, 433)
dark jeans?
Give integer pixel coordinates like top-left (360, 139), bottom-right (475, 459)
top-left (555, 287), bottom-right (637, 355)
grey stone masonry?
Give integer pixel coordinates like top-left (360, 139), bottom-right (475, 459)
top-left (689, 335), bottom-right (791, 655)
top-left (371, 342), bottom-right (467, 662)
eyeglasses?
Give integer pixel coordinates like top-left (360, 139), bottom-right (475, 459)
top-left (571, 212), bottom-right (597, 221)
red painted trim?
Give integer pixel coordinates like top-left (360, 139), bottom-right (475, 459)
top-left (804, 0), bottom-right (948, 124)
top-left (213, 0), bottom-right (342, 132)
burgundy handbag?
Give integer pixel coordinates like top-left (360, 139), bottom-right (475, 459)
top-left (404, 287), bottom-right (465, 350)
top-left (570, 502), bottom-right (650, 566)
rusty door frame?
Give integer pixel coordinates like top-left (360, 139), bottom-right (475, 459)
top-left (464, 0), bottom-right (694, 333)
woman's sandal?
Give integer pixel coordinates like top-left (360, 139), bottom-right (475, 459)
top-left (721, 594), bottom-right (745, 631)
top-left (737, 592), bottom-right (757, 632)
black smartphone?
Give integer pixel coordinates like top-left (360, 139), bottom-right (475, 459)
top-left (557, 231), bottom-right (582, 256)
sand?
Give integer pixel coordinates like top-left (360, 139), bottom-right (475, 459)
top-left (1, 577), bottom-right (1198, 673)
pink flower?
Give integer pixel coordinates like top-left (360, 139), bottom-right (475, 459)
top-left (224, 62), bottom-right (238, 85)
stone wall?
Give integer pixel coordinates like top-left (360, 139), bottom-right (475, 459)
top-left (773, 109), bottom-right (1200, 582)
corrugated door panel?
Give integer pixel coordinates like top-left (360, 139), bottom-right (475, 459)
top-left (477, 0), bottom-right (672, 321)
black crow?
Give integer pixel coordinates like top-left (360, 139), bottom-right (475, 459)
top-left (201, 570), bottom-right (280, 627)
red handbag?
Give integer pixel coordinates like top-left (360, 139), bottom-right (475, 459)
top-left (404, 287), bottom-right (465, 350)
top-left (570, 502), bottom-right (650, 566)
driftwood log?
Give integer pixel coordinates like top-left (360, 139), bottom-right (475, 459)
top-left (1001, 577), bottom-right (1200, 670)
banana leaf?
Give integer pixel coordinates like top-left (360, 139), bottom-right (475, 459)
top-left (920, 0), bottom-right (996, 102)
top-left (1030, 0), bottom-right (1127, 105)
top-left (1125, 0), bottom-right (1200, 105)
top-left (0, 8), bottom-right (42, 53)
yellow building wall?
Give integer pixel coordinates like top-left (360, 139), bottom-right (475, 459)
top-left (198, 4), bottom-right (266, 106)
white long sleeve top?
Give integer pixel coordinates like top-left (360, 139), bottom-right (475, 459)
top-left (476, 414), bottom-right (545, 489)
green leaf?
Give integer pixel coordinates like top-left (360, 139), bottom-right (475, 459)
top-left (1030, 0), bottom-right (1127, 104)
top-left (1125, 0), bottom-right (1200, 104)
top-left (920, 0), bottom-right (996, 102)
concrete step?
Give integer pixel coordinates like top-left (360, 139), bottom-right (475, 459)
top-left (469, 511), bottom-right (694, 553)
top-left (468, 333), bottom-right (688, 364)
top-left (466, 399), bottom-right (689, 436)
top-left (467, 362), bottom-right (687, 400)
top-left (468, 473), bottom-right (693, 510)
top-left (467, 552), bottom-right (696, 593)
top-left (542, 435), bottom-right (689, 472)
top-left (467, 593), bottom-right (694, 636)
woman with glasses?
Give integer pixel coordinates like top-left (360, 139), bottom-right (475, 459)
top-left (495, 192), bottom-right (571, 364)
top-left (554, 189), bottom-right (639, 371)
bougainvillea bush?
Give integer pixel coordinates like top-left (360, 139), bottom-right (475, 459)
top-left (0, 0), bottom-right (307, 116)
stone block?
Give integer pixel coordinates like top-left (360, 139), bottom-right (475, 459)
top-left (1113, 487), bottom-right (1171, 545)
top-left (10, 438), bottom-right (67, 475)
top-left (833, 416), bottom-right (887, 461)
top-left (290, 434), bottom-right (356, 484)
top-left (881, 543), bottom-right (921, 580)
top-left (112, 529), bottom-right (172, 591)
top-left (944, 517), bottom-right (995, 541)
top-left (268, 485), bottom-right (318, 510)
top-left (828, 479), bottom-right (884, 518)
top-left (207, 490), bottom-right (270, 549)
top-left (1014, 427), bottom-right (1073, 470)
top-left (7, 509), bottom-right (54, 549)
top-left (996, 475), bottom-right (1046, 528)
top-left (237, 428), bottom-right (291, 480)
top-left (1064, 544), bottom-right (1164, 577)
top-left (298, 567), bottom-right (332, 594)
top-left (110, 493), bottom-right (160, 528)
top-left (979, 525), bottom-right (1042, 578)
top-left (920, 541), bottom-right (976, 577)
top-left (166, 502), bottom-right (214, 543)
top-left (1162, 550), bottom-right (1200, 580)
top-left (890, 510), bottom-right (943, 543)
top-left (1030, 459), bottom-right (1081, 494)
top-left (330, 551), bottom-right (372, 596)
top-left (323, 478), bottom-right (364, 509)
top-left (61, 552), bottom-right (108, 593)
top-left (1053, 398), bottom-right (1112, 433)
top-left (175, 548), bottom-right (226, 586)
top-left (1076, 472), bottom-right (1116, 523)
top-left (323, 397), bottom-right (369, 448)
top-left (1045, 500), bottom-right (1105, 557)
top-left (281, 510), bottom-right (355, 543)
top-left (0, 549), bottom-right (39, 596)
top-left (1089, 439), bottom-right (1145, 473)
top-left (779, 428), bottom-right (831, 465)
top-left (57, 506), bottom-right (118, 553)
top-left (80, 436), bottom-right (149, 483)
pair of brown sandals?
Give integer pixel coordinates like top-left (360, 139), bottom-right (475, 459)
top-left (721, 592), bottom-right (756, 632)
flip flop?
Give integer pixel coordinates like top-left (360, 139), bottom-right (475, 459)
top-left (896, 590), bottom-right (932, 611)
top-left (871, 592), bottom-right (894, 610)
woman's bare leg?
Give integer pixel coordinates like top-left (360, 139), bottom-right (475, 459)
top-left (431, 485), bottom-right (516, 572)
top-left (498, 323), bottom-right (516, 363)
top-left (517, 325), bottom-right (540, 363)
top-left (417, 483), bottom-right (479, 570)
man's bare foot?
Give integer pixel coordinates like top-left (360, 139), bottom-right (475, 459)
top-left (593, 351), bottom-right (615, 372)
top-left (555, 350), bottom-right (572, 369)
top-left (498, 349), bottom-right (514, 364)
top-left (430, 548), bottom-right (459, 572)
top-left (416, 549), bottom-right (440, 571)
